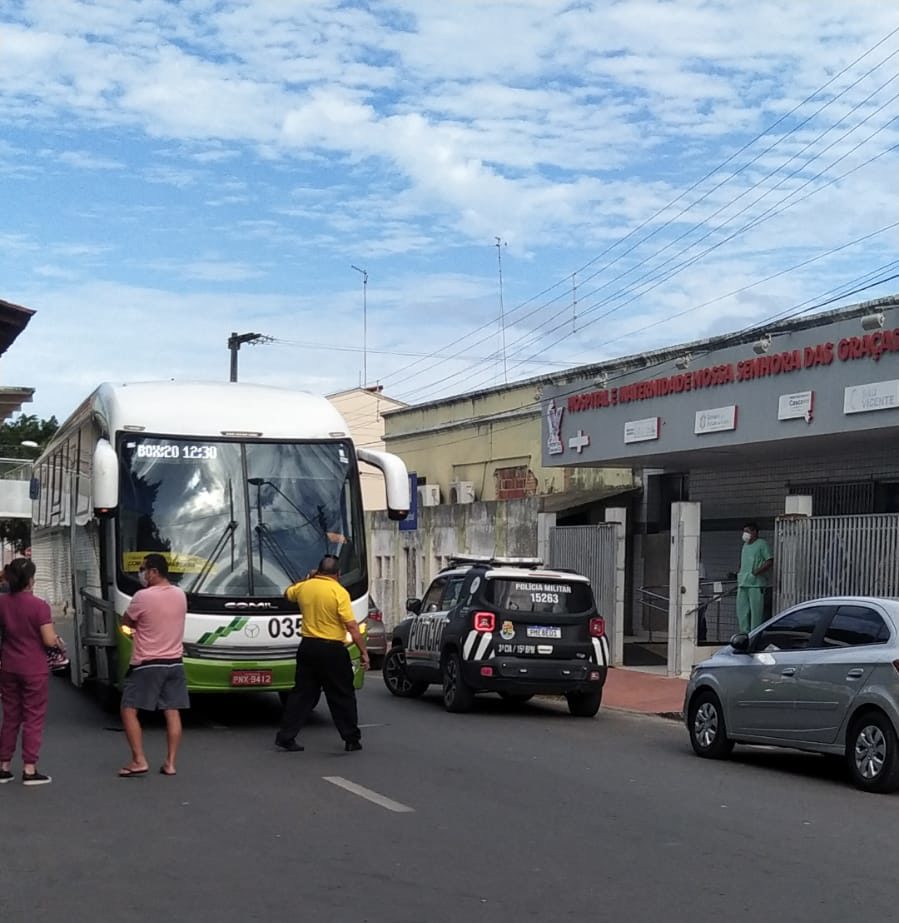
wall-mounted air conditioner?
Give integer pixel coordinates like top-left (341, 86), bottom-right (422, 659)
top-left (418, 484), bottom-right (441, 507)
top-left (449, 480), bottom-right (476, 504)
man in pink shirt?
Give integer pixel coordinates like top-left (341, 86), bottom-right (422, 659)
top-left (118, 553), bottom-right (189, 778)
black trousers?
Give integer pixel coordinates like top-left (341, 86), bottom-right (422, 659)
top-left (278, 638), bottom-right (360, 744)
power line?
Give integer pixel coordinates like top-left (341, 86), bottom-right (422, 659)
top-left (363, 28), bottom-right (899, 392)
top-left (403, 114), bottom-right (899, 405)
top-left (368, 279), bottom-right (899, 456)
top-left (396, 63), bottom-right (899, 403)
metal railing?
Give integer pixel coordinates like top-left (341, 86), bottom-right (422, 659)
top-left (637, 580), bottom-right (738, 645)
top-left (776, 513), bottom-right (899, 610)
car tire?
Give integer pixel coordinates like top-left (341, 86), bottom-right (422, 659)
top-left (846, 710), bottom-right (899, 794)
top-left (368, 654), bottom-right (384, 671)
top-left (688, 690), bottom-right (734, 759)
top-left (566, 688), bottom-right (602, 717)
top-left (382, 647), bottom-right (428, 698)
top-left (442, 652), bottom-right (475, 713)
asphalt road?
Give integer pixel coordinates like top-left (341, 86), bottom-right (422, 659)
top-left (1, 672), bottom-right (895, 923)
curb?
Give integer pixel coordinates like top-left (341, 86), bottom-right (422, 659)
top-left (604, 705), bottom-right (685, 722)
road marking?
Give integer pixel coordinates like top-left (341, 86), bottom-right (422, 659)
top-left (323, 776), bottom-right (414, 813)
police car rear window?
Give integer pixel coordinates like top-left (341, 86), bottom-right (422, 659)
top-left (482, 578), bottom-right (593, 614)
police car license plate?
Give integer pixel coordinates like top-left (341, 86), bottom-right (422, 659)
top-left (527, 626), bottom-right (561, 639)
top-left (230, 669), bottom-right (273, 686)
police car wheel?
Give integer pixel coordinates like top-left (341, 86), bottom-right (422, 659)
top-left (382, 647), bottom-right (428, 698)
top-left (442, 652), bottom-right (474, 713)
top-left (566, 688), bottom-right (602, 717)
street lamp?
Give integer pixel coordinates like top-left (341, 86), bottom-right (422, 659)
top-left (350, 265), bottom-right (368, 386)
top-left (227, 331), bottom-right (269, 382)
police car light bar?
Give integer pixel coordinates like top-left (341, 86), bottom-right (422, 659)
top-left (445, 554), bottom-right (545, 569)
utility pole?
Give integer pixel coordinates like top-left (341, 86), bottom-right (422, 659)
top-left (228, 331), bottom-right (266, 382)
top-left (351, 265), bottom-right (368, 386)
top-left (495, 237), bottom-right (508, 385)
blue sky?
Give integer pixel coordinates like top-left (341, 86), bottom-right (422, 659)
top-left (1, 0), bottom-right (897, 423)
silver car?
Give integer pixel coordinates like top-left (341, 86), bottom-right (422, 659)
top-left (685, 596), bottom-right (899, 794)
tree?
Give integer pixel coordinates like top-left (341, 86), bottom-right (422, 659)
top-left (0, 413), bottom-right (59, 553)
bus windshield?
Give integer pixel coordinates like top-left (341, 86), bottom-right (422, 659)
top-left (117, 436), bottom-right (365, 598)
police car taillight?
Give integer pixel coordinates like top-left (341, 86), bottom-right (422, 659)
top-left (474, 612), bottom-right (495, 632)
top-left (589, 617), bottom-right (605, 638)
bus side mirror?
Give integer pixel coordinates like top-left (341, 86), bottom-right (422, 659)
top-left (92, 438), bottom-right (119, 518)
top-left (355, 447), bottom-right (410, 520)
top-left (29, 477), bottom-right (40, 501)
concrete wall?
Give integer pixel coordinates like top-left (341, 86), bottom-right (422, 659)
top-left (366, 497), bottom-right (541, 628)
top-left (327, 388), bottom-right (405, 511)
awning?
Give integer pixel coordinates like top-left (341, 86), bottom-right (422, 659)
top-left (0, 386), bottom-right (34, 421)
top-left (540, 484), bottom-right (639, 514)
top-left (0, 299), bottom-right (36, 423)
top-left (0, 299), bottom-right (34, 358)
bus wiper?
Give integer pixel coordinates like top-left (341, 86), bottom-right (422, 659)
top-left (187, 519), bottom-right (238, 595)
top-left (248, 477), bottom-right (328, 541)
top-left (255, 524), bottom-right (300, 584)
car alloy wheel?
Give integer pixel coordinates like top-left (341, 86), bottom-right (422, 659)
top-left (382, 648), bottom-right (427, 698)
top-left (854, 723), bottom-right (887, 781)
top-left (688, 690), bottom-right (734, 759)
top-left (694, 701), bottom-right (720, 750)
top-left (846, 711), bottom-right (899, 793)
top-left (442, 652), bottom-right (474, 713)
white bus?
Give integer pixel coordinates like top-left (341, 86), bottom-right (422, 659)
top-left (30, 380), bottom-right (409, 701)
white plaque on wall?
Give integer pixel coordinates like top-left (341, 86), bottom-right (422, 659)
top-left (844, 380), bottom-right (899, 415)
top-left (778, 390), bottom-right (814, 421)
top-left (624, 417), bottom-right (660, 444)
top-left (694, 405), bottom-right (737, 435)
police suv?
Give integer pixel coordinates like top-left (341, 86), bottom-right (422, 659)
top-left (382, 556), bottom-right (608, 716)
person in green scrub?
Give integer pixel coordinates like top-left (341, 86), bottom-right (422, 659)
top-left (736, 521), bottom-right (774, 633)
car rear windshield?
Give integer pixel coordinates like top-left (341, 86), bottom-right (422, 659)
top-left (483, 578), bottom-right (594, 614)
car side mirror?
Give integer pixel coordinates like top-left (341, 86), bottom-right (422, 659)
top-left (729, 632), bottom-right (750, 653)
top-left (406, 597), bottom-right (422, 615)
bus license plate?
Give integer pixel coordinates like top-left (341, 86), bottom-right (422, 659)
top-left (527, 626), bottom-right (561, 639)
top-left (231, 670), bottom-right (273, 687)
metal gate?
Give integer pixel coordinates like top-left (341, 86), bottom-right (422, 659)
top-left (775, 513), bottom-right (899, 611)
top-left (548, 524), bottom-right (617, 630)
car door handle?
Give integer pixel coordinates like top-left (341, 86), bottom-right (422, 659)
top-left (846, 668), bottom-right (865, 679)
top-left (781, 667), bottom-right (796, 676)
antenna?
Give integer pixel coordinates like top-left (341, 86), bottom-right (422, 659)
top-left (495, 237), bottom-right (508, 385)
top-left (350, 265), bottom-right (368, 386)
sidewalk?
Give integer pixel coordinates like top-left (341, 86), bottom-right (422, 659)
top-left (603, 666), bottom-right (688, 719)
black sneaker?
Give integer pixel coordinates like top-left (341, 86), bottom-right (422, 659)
top-left (22, 771), bottom-right (52, 786)
top-left (344, 740), bottom-right (362, 752)
top-left (0, 769), bottom-right (14, 784)
top-left (274, 737), bottom-right (304, 752)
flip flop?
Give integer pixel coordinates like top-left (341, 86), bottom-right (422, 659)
top-left (118, 767), bottom-right (149, 778)
top-left (159, 767), bottom-right (177, 776)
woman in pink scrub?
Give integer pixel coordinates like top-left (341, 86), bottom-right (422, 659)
top-left (0, 557), bottom-right (62, 786)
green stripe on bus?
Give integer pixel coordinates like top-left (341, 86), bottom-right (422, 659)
top-left (197, 616), bottom-right (250, 646)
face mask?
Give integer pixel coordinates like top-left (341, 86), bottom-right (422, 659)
top-left (138, 570), bottom-right (149, 588)
top-left (741, 531), bottom-right (752, 543)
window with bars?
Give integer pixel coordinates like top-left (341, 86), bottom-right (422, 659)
top-left (788, 481), bottom-right (876, 516)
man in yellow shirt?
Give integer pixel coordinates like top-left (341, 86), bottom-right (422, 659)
top-left (275, 555), bottom-right (369, 752)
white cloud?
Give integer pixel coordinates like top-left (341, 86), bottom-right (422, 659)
top-left (0, 0), bottom-right (894, 419)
